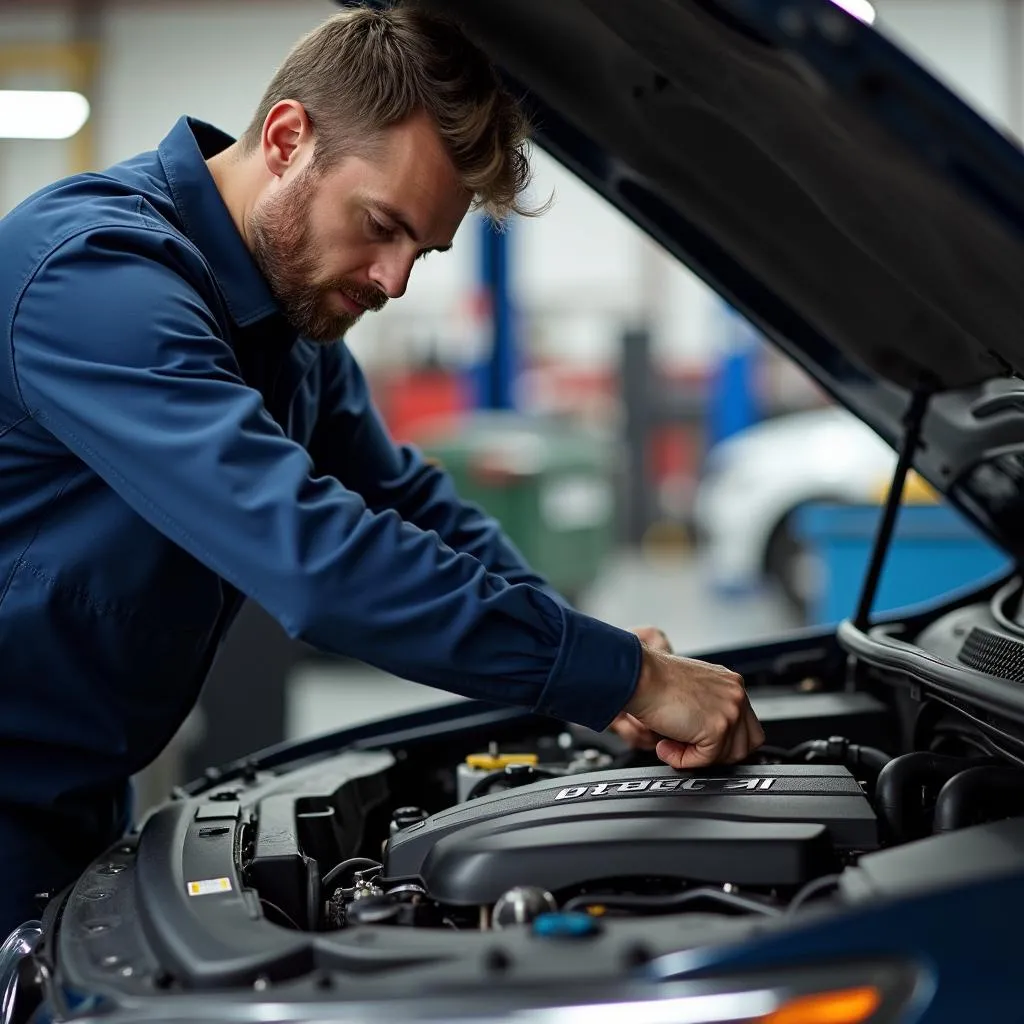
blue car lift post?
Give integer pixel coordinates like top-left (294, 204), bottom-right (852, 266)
top-left (472, 217), bottom-right (517, 411)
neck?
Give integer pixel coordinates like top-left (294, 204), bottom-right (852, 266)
top-left (206, 144), bottom-right (260, 252)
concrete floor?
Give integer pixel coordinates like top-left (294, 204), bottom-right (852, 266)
top-left (285, 551), bottom-right (801, 741)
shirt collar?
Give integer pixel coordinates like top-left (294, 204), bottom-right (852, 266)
top-left (158, 116), bottom-right (279, 327)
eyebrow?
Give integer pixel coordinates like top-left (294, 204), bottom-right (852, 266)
top-left (373, 201), bottom-right (453, 255)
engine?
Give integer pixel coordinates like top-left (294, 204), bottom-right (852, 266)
top-left (384, 764), bottom-right (876, 902)
top-left (311, 733), bottom-right (903, 932)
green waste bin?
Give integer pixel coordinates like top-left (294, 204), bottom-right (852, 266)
top-left (421, 412), bottom-right (618, 603)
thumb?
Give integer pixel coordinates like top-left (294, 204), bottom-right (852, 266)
top-left (656, 738), bottom-right (718, 770)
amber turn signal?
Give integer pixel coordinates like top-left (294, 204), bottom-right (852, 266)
top-left (758, 985), bottom-right (882, 1024)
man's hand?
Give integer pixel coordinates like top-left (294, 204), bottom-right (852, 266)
top-left (610, 625), bottom-right (765, 768)
top-left (608, 627), bottom-right (672, 750)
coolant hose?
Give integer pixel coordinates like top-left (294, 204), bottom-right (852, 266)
top-left (789, 737), bottom-right (891, 779)
top-left (933, 766), bottom-right (1024, 833)
top-left (874, 752), bottom-right (980, 843)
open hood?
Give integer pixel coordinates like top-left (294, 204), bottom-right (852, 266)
top-left (360, 0), bottom-right (1024, 560)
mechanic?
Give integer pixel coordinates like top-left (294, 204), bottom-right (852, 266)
top-left (0, 3), bottom-right (764, 935)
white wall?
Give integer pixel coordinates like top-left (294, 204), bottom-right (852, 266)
top-left (0, 3), bottom-right (72, 43)
top-left (0, 0), bottom-right (1020, 371)
top-left (0, 3), bottom-right (77, 218)
top-left (94, 0), bottom-right (336, 163)
top-left (876, 0), bottom-right (1009, 127)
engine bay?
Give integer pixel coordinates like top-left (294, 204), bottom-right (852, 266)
top-left (273, 724), bottom-right (1000, 939)
top-left (26, 575), bottom-right (1024, 1007)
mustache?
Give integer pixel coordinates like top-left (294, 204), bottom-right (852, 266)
top-left (337, 281), bottom-right (388, 313)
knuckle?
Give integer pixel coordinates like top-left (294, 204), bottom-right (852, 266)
top-left (710, 713), bottom-right (731, 737)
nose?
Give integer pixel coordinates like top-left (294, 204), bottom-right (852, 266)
top-left (369, 250), bottom-right (415, 300)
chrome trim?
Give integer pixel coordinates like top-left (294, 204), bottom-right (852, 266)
top-left (0, 921), bottom-right (42, 1024)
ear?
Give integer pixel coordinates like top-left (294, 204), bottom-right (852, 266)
top-left (261, 100), bottom-right (313, 178)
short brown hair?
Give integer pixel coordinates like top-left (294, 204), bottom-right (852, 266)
top-left (240, 3), bottom-right (541, 222)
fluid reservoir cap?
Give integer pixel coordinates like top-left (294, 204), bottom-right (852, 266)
top-left (390, 806), bottom-right (429, 836)
top-left (466, 753), bottom-right (539, 771)
top-left (532, 912), bottom-right (600, 939)
top-left (492, 886), bottom-right (558, 929)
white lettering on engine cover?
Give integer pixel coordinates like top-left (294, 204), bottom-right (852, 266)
top-left (649, 779), bottom-right (681, 791)
top-left (552, 777), bottom-right (775, 801)
top-left (555, 786), bottom-right (589, 800)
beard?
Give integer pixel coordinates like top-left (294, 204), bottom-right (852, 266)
top-left (248, 170), bottom-right (387, 345)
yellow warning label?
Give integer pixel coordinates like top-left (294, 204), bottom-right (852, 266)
top-left (186, 877), bottom-right (232, 896)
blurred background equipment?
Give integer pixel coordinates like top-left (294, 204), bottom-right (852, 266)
top-left (0, 0), bottom-right (1016, 811)
top-left (693, 407), bottom-right (899, 614)
top-left (794, 503), bottom-right (1011, 627)
top-left (419, 412), bottom-right (618, 606)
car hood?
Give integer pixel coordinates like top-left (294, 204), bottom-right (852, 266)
top-left (357, 0), bottom-right (1024, 560)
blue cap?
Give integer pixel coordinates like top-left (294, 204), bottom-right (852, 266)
top-left (531, 911), bottom-right (601, 939)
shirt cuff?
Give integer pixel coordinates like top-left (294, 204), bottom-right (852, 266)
top-left (533, 607), bottom-right (643, 731)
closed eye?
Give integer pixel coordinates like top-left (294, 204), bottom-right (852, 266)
top-left (367, 206), bottom-right (451, 260)
top-left (366, 214), bottom-right (394, 241)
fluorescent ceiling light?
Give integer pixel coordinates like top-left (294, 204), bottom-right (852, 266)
top-left (0, 90), bottom-right (90, 140)
top-left (828, 0), bottom-right (877, 23)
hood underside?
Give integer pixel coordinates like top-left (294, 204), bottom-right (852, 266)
top-left (443, 0), bottom-right (1024, 390)
top-left (363, 0), bottom-right (1024, 558)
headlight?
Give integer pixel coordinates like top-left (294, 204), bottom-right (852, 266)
top-left (515, 959), bottom-right (924, 1024)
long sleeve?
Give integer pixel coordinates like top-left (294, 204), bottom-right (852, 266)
top-left (308, 342), bottom-right (567, 603)
top-left (9, 224), bottom-right (640, 730)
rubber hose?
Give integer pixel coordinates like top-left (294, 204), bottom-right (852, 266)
top-left (849, 743), bottom-right (892, 777)
top-left (562, 887), bottom-right (779, 918)
top-left (933, 765), bottom-right (1024, 833)
top-left (465, 765), bottom-right (558, 801)
top-left (874, 752), bottom-right (980, 843)
top-left (321, 857), bottom-right (381, 890)
top-left (788, 737), bottom-right (891, 779)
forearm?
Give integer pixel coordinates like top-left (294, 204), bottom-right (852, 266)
top-left (310, 345), bottom-right (568, 603)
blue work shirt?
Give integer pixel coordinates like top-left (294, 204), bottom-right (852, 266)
top-left (0, 117), bottom-right (641, 823)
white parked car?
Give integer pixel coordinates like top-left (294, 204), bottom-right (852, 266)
top-left (693, 406), bottom-right (906, 611)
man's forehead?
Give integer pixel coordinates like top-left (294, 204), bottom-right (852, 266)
top-left (316, 149), bottom-right (468, 242)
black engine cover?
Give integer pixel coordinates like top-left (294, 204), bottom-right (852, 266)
top-left (384, 764), bottom-right (877, 904)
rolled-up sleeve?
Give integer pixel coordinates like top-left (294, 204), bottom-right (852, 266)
top-left (9, 225), bottom-right (641, 730)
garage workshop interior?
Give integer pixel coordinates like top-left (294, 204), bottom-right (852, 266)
top-left (3, 1), bottom-right (1024, 1022)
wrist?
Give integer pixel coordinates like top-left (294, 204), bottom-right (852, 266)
top-left (625, 645), bottom-right (659, 719)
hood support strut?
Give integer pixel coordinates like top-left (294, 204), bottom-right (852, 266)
top-left (853, 389), bottom-right (933, 631)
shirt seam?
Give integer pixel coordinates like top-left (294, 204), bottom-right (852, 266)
top-left (23, 371), bottom-right (271, 611)
top-left (538, 598), bottom-right (575, 710)
top-left (0, 412), bottom-right (31, 441)
top-left (6, 218), bottom-right (260, 602)
top-left (0, 470), bottom-right (75, 612)
top-left (536, 610), bottom-right (642, 728)
top-left (7, 216), bottom-right (215, 415)
top-left (14, 556), bottom-right (210, 635)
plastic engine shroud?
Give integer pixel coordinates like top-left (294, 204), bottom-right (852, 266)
top-left (383, 764), bottom-right (878, 904)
